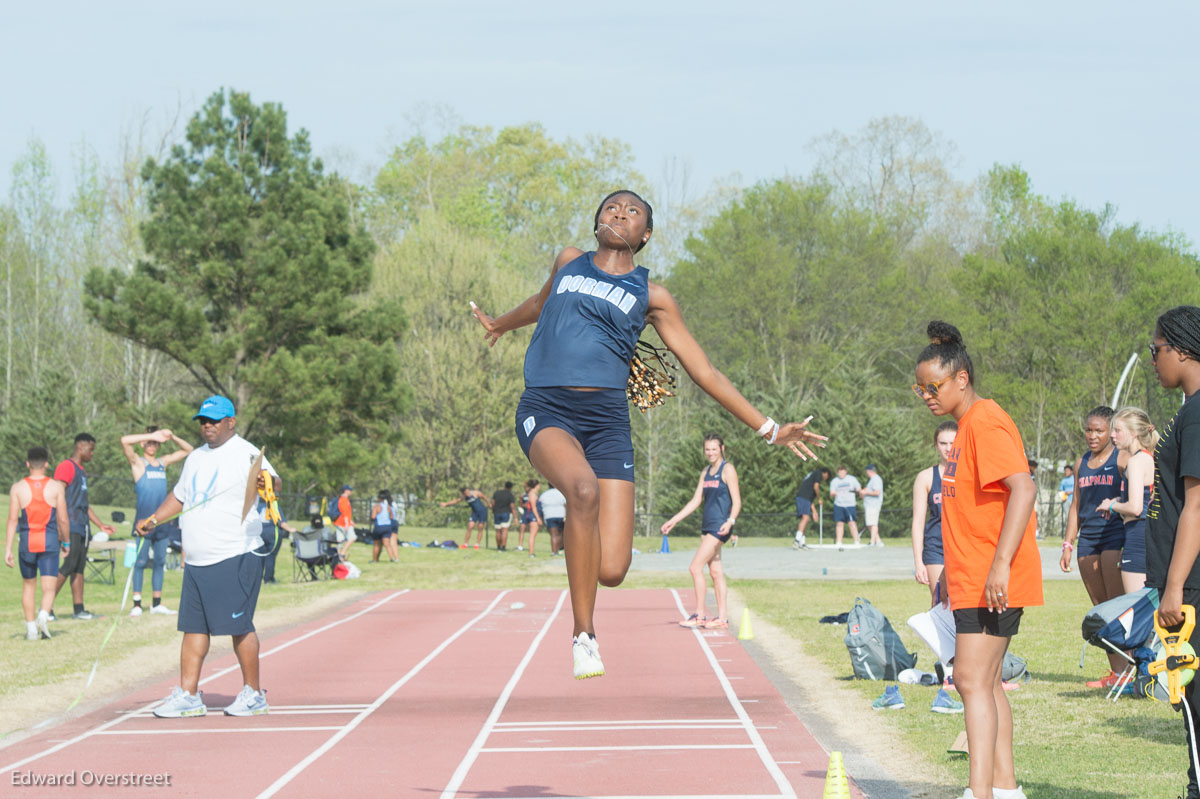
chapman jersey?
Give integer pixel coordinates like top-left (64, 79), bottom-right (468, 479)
top-left (18, 476), bottom-right (60, 554)
top-left (53, 458), bottom-right (90, 540)
top-left (523, 252), bottom-right (650, 390)
top-left (1076, 448), bottom-right (1123, 538)
top-left (701, 461), bottom-right (732, 534)
top-left (925, 466), bottom-right (943, 540)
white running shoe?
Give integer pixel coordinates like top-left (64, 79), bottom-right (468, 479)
top-left (149, 604), bottom-right (177, 616)
top-left (36, 611), bottom-right (51, 639)
top-left (25, 625), bottom-right (38, 641)
top-left (992, 787), bottom-right (1027, 799)
top-left (152, 686), bottom-right (206, 718)
top-left (572, 632), bottom-right (605, 680)
top-left (130, 605), bottom-right (143, 617)
top-left (223, 684), bottom-right (269, 716)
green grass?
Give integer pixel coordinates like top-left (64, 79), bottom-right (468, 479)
top-left (738, 579), bottom-right (1183, 799)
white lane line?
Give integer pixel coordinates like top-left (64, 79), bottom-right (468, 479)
top-left (492, 719), bottom-right (744, 729)
top-left (118, 703), bottom-right (370, 715)
top-left (480, 744), bottom-right (756, 753)
top-left (440, 589), bottom-right (567, 799)
top-left (96, 726), bottom-right (344, 735)
top-left (494, 795), bottom-right (783, 799)
top-left (672, 589), bottom-right (797, 799)
top-left (258, 590), bottom-right (513, 799)
top-left (0, 590), bottom-right (407, 774)
top-left (494, 718), bottom-right (738, 726)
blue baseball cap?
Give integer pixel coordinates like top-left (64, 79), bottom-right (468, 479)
top-left (866, 464), bottom-right (878, 471)
top-left (193, 395), bottom-right (236, 421)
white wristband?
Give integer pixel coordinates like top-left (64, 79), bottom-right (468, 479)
top-left (767, 422), bottom-right (780, 445)
top-left (756, 417), bottom-right (776, 437)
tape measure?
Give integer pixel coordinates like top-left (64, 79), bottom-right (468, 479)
top-left (1150, 605), bottom-right (1198, 709)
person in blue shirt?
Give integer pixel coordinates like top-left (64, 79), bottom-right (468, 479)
top-left (120, 426), bottom-right (193, 616)
top-left (661, 434), bottom-right (740, 630)
top-left (1059, 465), bottom-right (1075, 531)
top-left (470, 189), bottom-right (826, 679)
top-left (370, 490), bottom-right (399, 563)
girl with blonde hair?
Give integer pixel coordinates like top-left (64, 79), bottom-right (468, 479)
top-left (1097, 407), bottom-right (1159, 592)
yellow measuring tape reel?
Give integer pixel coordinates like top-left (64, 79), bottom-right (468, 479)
top-left (1149, 605), bottom-right (1198, 708)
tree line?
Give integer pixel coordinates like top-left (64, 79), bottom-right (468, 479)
top-left (1, 91), bottom-right (1195, 531)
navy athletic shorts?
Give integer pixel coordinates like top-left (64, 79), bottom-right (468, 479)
top-left (544, 517), bottom-right (564, 532)
top-left (834, 505), bottom-right (857, 523)
top-left (1076, 526), bottom-right (1125, 558)
top-left (18, 549), bottom-right (59, 579)
top-left (703, 528), bottom-right (733, 544)
top-left (795, 497), bottom-right (813, 518)
top-left (515, 387), bottom-right (634, 482)
top-left (922, 525), bottom-right (945, 566)
top-left (178, 552), bottom-right (264, 636)
top-left (1121, 519), bottom-right (1146, 573)
top-left (371, 524), bottom-right (393, 541)
top-left (494, 512), bottom-right (512, 527)
top-left (469, 507), bottom-right (488, 524)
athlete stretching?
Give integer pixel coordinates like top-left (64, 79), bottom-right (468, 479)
top-left (471, 189), bottom-right (825, 679)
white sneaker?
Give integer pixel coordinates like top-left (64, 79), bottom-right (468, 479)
top-left (993, 787), bottom-right (1027, 799)
top-left (130, 605), bottom-right (143, 617)
top-left (36, 611), bottom-right (51, 639)
top-left (223, 684), bottom-right (269, 716)
top-left (150, 604), bottom-right (177, 616)
top-left (25, 624), bottom-right (38, 641)
top-left (152, 686), bottom-right (206, 718)
top-left (516, 546), bottom-right (525, 551)
top-left (572, 632), bottom-right (605, 680)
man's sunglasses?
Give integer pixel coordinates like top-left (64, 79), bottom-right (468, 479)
top-left (911, 375), bottom-right (954, 399)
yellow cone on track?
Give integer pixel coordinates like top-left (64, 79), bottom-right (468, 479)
top-left (822, 750), bottom-right (850, 798)
top-left (737, 608), bottom-right (754, 640)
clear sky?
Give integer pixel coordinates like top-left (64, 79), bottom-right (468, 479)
top-left (3, 1), bottom-right (1197, 247)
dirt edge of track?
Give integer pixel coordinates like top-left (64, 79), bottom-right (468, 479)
top-left (729, 591), bottom-right (959, 799)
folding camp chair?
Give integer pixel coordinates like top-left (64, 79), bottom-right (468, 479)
top-left (292, 526), bottom-right (336, 582)
top-left (1081, 587), bottom-right (1160, 702)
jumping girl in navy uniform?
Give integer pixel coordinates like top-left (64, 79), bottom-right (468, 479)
top-left (1103, 407), bottom-right (1157, 593)
top-left (661, 434), bottom-right (740, 630)
top-left (1145, 306), bottom-right (1200, 799)
top-left (1059, 405), bottom-right (1128, 688)
top-left (910, 420), bottom-right (958, 605)
top-left (471, 190), bottom-right (825, 679)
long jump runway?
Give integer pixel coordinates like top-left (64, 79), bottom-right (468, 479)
top-left (0, 589), bottom-right (864, 798)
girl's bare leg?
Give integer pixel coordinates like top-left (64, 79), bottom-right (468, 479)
top-left (529, 429), bottom-right (634, 637)
top-left (688, 536), bottom-right (722, 616)
top-left (709, 543), bottom-right (728, 621)
top-left (956, 632), bottom-right (1014, 798)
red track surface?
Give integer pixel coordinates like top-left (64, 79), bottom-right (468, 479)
top-left (0, 589), bottom-right (865, 798)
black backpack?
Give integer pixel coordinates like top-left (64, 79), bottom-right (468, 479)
top-left (843, 597), bottom-right (917, 680)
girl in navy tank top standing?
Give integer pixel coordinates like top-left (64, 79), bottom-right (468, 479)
top-left (1103, 407), bottom-right (1158, 593)
top-left (470, 190), bottom-right (827, 679)
top-left (661, 434), bottom-right (741, 629)
top-left (1060, 405), bottom-right (1129, 687)
top-left (910, 420), bottom-right (958, 605)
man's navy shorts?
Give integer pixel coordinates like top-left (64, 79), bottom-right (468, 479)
top-left (516, 387), bottom-right (634, 482)
top-left (178, 552), bottom-right (263, 636)
top-left (834, 505), bottom-right (857, 523)
top-left (795, 497), bottom-right (813, 518)
top-left (494, 512), bottom-right (512, 527)
top-left (18, 549), bottom-right (59, 579)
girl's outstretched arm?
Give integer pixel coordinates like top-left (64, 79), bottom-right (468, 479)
top-left (647, 283), bottom-right (827, 459)
top-left (471, 247), bottom-right (583, 346)
top-left (662, 473), bottom-right (706, 534)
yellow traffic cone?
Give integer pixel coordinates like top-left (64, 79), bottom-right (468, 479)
top-left (822, 750), bottom-right (850, 799)
top-left (737, 607), bottom-right (754, 640)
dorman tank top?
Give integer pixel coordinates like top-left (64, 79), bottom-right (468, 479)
top-left (523, 252), bottom-right (650, 390)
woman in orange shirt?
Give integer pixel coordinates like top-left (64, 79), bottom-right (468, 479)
top-left (914, 321), bottom-right (1042, 799)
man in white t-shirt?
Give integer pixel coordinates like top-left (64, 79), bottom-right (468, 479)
top-left (138, 395), bottom-right (278, 719)
top-left (862, 464), bottom-right (884, 547)
top-left (828, 466), bottom-right (862, 550)
top-left (538, 484), bottom-right (567, 556)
